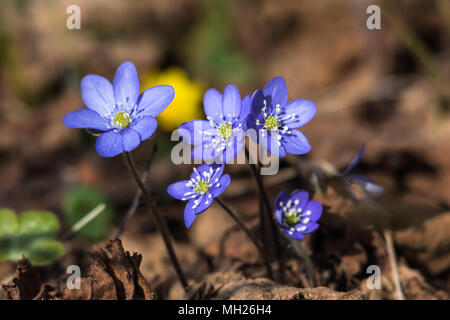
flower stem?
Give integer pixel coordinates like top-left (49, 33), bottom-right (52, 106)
top-left (290, 238), bottom-right (318, 287)
top-left (123, 152), bottom-right (188, 292)
top-left (215, 197), bottom-right (273, 280)
top-left (245, 148), bottom-right (285, 282)
top-left (116, 143), bottom-right (157, 238)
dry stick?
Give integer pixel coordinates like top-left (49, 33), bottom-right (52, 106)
top-left (245, 148), bottom-right (285, 283)
top-left (384, 229), bottom-right (405, 300)
top-left (123, 152), bottom-right (188, 292)
top-left (215, 197), bottom-right (273, 280)
top-left (115, 143), bottom-right (157, 238)
top-left (364, 199), bottom-right (405, 300)
top-left (61, 203), bottom-right (106, 241)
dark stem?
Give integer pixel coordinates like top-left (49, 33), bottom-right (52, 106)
top-left (215, 197), bottom-right (273, 280)
top-left (291, 238), bottom-right (318, 287)
top-left (245, 148), bottom-right (285, 283)
top-left (123, 152), bottom-right (188, 292)
top-left (115, 143), bottom-right (157, 238)
top-left (259, 197), bottom-right (269, 255)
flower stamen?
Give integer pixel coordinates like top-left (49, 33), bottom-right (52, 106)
top-left (217, 122), bottom-right (233, 139)
top-left (265, 115), bottom-right (281, 131)
top-left (284, 208), bottom-right (301, 226)
top-left (112, 111), bottom-right (131, 129)
top-left (194, 179), bottom-right (210, 194)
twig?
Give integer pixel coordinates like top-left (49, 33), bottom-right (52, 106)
top-left (384, 229), bottom-right (405, 300)
top-left (61, 203), bottom-right (106, 240)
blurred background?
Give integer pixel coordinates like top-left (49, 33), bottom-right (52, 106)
top-left (0, 0), bottom-right (449, 299)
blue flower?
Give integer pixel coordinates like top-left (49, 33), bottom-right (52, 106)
top-left (178, 85), bottom-right (250, 163)
top-left (167, 164), bottom-right (231, 228)
top-left (275, 190), bottom-right (322, 240)
top-left (247, 76), bottom-right (316, 157)
top-left (340, 144), bottom-right (385, 199)
top-left (63, 61), bottom-right (174, 157)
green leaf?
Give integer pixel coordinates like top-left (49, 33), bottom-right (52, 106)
top-left (25, 239), bottom-right (65, 266)
top-left (0, 209), bottom-right (64, 265)
top-left (0, 208), bottom-right (19, 237)
top-left (0, 208), bottom-right (19, 261)
top-left (18, 210), bottom-right (60, 239)
top-left (63, 186), bottom-right (115, 242)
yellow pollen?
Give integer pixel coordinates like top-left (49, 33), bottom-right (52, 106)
top-left (284, 209), bottom-right (300, 226)
top-left (217, 122), bottom-right (233, 139)
top-left (265, 115), bottom-right (281, 131)
top-left (113, 111), bottom-right (131, 129)
top-left (194, 179), bottom-right (210, 194)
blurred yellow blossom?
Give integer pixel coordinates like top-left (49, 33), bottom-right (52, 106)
top-left (143, 67), bottom-right (204, 131)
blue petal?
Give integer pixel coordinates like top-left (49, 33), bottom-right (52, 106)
top-left (274, 191), bottom-right (289, 224)
top-left (284, 227), bottom-right (305, 240)
top-left (184, 194), bottom-right (214, 225)
top-left (303, 222), bottom-right (319, 234)
top-left (190, 163), bottom-right (221, 181)
top-left (263, 76), bottom-right (288, 107)
top-left (283, 130), bottom-right (311, 155)
top-left (81, 75), bottom-right (115, 115)
top-left (130, 116), bottom-right (158, 141)
top-left (191, 143), bottom-right (216, 161)
top-left (122, 128), bottom-right (141, 152)
top-left (210, 174), bottom-right (230, 198)
top-left (222, 85), bottom-right (241, 121)
top-left (184, 200), bottom-right (198, 228)
top-left (303, 200), bottom-right (322, 223)
top-left (246, 116), bottom-right (259, 144)
top-left (239, 94), bottom-right (251, 123)
top-left (260, 133), bottom-right (286, 157)
top-left (178, 120), bottom-right (214, 146)
top-left (113, 61), bottom-right (140, 106)
top-left (347, 174), bottom-right (385, 198)
top-left (137, 85), bottom-right (175, 117)
top-left (274, 191), bottom-right (290, 209)
top-left (283, 99), bottom-right (316, 129)
top-left (250, 89), bottom-right (265, 120)
top-left (167, 180), bottom-right (192, 200)
top-left (192, 193), bottom-right (214, 215)
top-left (290, 190), bottom-right (310, 208)
top-left (342, 144), bottom-right (365, 175)
top-left (203, 88), bottom-right (223, 122)
top-left (63, 109), bottom-right (108, 130)
top-left (95, 130), bottom-right (123, 157)
top-left (209, 164), bottom-right (225, 182)
top-left (219, 133), bottom-right (245, 164)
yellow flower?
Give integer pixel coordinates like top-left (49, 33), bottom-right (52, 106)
top-left (143, 67), bottom-right (204, 131)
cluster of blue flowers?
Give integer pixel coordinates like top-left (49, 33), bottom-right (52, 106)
top-left (63, 61), bottom-right (324, 239)
top-left (178, 76), bottom-right (317, 162)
